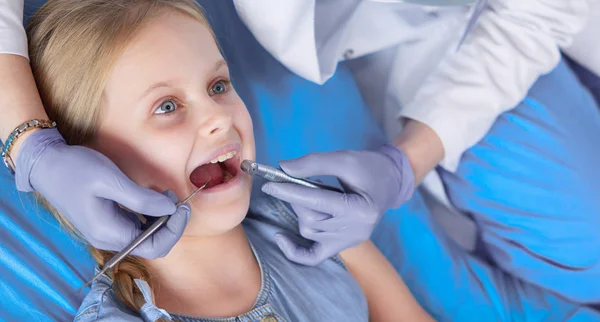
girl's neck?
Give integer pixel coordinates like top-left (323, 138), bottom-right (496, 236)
top-left (144, 224), bottom-right (262, 317)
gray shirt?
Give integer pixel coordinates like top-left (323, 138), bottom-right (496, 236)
top-left (74, 196), bottom-right (368, 322)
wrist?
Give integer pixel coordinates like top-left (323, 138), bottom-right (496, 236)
top-left (395, 141), bottom-right (424, 182)
top-left (378, 144), bottom-right (415, 209)
top-left (10, 128), bottom-right (43, 160)
top-left (2, 119), bottom-right (58, 176)
top-left (14, 128), bottom-right (66, 192)
top-left (339, 241), bottom-right (372, 263)
top-left (394, 119), bottom-right (444, 183)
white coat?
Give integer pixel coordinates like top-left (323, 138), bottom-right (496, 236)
top-left (232, 0), bottom-right (597, 209)
top-left (233, 0), bottom-right (597, 170)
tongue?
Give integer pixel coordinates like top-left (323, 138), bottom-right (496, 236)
top-left (190, 163), bottom-right (224, 189)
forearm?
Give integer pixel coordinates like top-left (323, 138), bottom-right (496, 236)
top-left (393, 118), bottom-right (444, 184)
top-left (0, 54), bottom-right (48, 156)
top-left (340, 241), bottom-right (433, 322)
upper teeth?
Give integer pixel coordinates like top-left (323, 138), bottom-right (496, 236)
top-left (209, 151), bottom-right (237, 164)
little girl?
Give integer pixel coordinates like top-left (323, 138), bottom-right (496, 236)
top-left (26, 0), bottom-right (432, 321)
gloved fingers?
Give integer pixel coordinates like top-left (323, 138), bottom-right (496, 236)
top-left (84, 199), bottom-right (143, 252)
top-left (290, 204), bottom-right (351, 234)
top-left (95, 169), bottom-right (176, 217)
top-left (289, 203), bottom-right (330, 227)
top-left (310, 217), bottom-right (353, 233)
top-left (262, 182), bottom-right (354, 215)
top-left (83, 190), bottom-right (180, 254)
top-left (274, 232), bottom-right (325, 266)
top-left (162, 190), bottom-right (179, 203)
top-left (286, 205), bottom-right (320, 239)
top-left (339, 180), bottom-right (354, 195)
top-left (299, 224), bottom-right (319, 240)
top-left (293, 202), bottom-right (371, 245)
top-left (279, 151), bottom-right (353, 179)
top-left (130, 203), bottom-right (191, 259)
top-left (121, 208), bottom-right (143, 231)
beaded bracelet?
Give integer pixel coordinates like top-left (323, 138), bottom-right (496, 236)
top-left (1, 119), bottom-right (57, 175)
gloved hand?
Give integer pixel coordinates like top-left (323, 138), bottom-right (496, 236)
top-left (15, 128), bottom-right (189, 259)
top-left (261, 144), bottom-right (415, 266)
top-left (136, 190), bottom-right (191, 258)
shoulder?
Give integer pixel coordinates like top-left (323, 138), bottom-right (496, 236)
top-left (74, 272), bottom-right (143, 322)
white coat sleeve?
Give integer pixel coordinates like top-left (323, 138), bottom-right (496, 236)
top-left (399, 0), bottom-right (595, 172)
top-left (0, 0), bottom-right (27, 58)
top-left (563, 1), bottom-right (600, 76)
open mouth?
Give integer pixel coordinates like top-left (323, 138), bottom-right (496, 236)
top-left (189, 150), bottom-right (240, 190)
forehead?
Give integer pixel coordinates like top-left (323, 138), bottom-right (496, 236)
top-left (106, 11), bottom-right (220, 90)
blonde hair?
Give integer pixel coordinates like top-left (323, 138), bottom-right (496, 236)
top-left (27, 0), bottom-right (213, 315)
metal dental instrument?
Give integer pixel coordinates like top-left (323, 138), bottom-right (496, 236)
top-left (79, 180), bottom-right (209, 291)
top-left (240, 160), bottom-right (343, 193)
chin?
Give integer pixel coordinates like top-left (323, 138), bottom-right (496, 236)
top-left (184, 192), bottom-right (251, 237)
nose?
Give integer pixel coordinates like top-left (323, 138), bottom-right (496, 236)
top-left (196, 104), bottom-right (233, 138)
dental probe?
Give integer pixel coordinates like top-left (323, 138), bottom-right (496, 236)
top-left (240, 160), bottom-right (343, 193)
top-left (79, 180), bottom-right (209, 291)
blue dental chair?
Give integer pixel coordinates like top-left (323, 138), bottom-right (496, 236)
top-left (2, 0), bottom-right (599, 321)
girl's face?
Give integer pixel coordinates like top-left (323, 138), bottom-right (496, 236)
top-left (92, 11), bottom-right (255, 237)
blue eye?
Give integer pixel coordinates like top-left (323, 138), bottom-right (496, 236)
top-left (210, 80), bottom-right (229, 95)
top-left (154, 99), bottom-right (178, 115)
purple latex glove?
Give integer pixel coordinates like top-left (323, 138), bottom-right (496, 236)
top-left (261, 144), bottom-right (415, 266)
top-left (14, 128), bottom-right (190, 259)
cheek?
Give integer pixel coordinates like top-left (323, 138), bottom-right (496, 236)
top-left (230, 101), bottom-right (255, 156)
top-left (241, 114), bottom-right (255, 159)
top-left (94, 126), bottom-right (190, 190)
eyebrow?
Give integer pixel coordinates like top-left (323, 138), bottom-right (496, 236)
top-left (215, 59), bottom-right (227, 72)
top-left (138, 59), bottom-right (228, 100)
top-left (139, 81), bottom-right (174, 100)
